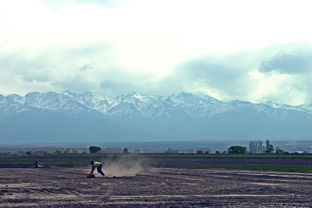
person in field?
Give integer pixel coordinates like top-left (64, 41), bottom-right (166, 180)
top-left (34, 160), bottom-right (39, 168)
top-left (89, 161), bottom-right (105, 177)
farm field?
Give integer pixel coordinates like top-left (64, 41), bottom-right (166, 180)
top-left (1, 167), bottom-right (312, 207)
top-left (1, 155), bottom-right (312, 207)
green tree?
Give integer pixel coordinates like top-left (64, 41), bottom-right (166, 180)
top-left (265, 140), bottom-right (274, 154)
top-left (123, 148), bottom-right (129, 154)
top-left (265, 144), bottom-right (274, 153)
top-left (89, 146), bottom-right (102, 154)
top-left (228, 145), bottom-right (247, 154)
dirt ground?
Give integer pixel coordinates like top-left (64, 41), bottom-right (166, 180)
top-left (1, 167), bottom-right (312, 208)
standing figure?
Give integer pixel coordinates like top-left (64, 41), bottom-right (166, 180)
top-left (90, 161), bottom-right (105, 177)
top-left (34, 160), bottom-right (39, 168)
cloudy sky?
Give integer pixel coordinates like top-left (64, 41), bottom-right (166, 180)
top-left (0, 0), bottom-right (311, 105)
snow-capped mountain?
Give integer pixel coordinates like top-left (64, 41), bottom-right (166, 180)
top-left (1, 90), bottom-right (310, 119)
top-left (64, 90), bottom-right (115, 114)
top-left (0, 91), bottom-right (311, 143)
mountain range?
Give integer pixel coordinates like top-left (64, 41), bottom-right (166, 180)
top-left (0, 91), bottom-right (311, 144)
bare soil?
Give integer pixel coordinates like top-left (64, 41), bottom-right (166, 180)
top-left (1, 167), bottom-right (312, 207)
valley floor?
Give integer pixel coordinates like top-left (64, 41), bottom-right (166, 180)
top-left (1, 167), bottom-right (312, 207)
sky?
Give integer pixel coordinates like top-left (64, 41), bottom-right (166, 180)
top-left (0, 0), bottom-right (311, 105)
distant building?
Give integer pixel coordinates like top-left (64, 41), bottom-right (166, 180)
top-left (133, 149), bottom-right (142, 154)
top-left (178, 149), bottom-right (195, 154)
top-left (166, 148), bottom-right (178, 154)
top-left (195, 148), bottom-right (210, 154)
top-left (249, 140), bottom-right (264, 154)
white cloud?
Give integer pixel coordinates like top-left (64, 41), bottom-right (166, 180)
top-left (161, 46), bottom-right (312, 105)
top-left (0, 0), bottom-right (312, 104)
top-left (248, 71), bottom-right (306, 105)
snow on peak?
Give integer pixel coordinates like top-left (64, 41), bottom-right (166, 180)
top-left (1, 91), bottom-right (311, 119)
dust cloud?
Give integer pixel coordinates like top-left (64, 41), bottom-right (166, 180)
top-left (103, 156), bottom-right (148, 177)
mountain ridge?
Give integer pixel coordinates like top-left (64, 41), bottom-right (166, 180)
top-left (0, 91), bottom-right (311, 143)
top-left (3, 90), bottom-right (309, 116)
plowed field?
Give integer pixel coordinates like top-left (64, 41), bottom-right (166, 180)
top-left (1, 167), bottom-right (312, 207)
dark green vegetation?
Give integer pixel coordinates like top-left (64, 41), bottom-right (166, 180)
top-left (88, 145), bottom-right (102, 153)
top-left (228, 145), bottom-right (247, 154)
top-left (144, 154), bottom-right (312, 159)
top-left (1, 154), bottom-right (312, 173)
top-left (163, 165), bottom-right (312, 173)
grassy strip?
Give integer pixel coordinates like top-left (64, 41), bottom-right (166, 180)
top-left (42, 161), bottom-right (87, 165)
top-left (162, 165), bottom-right (312, 173)
top-left (0, 154), bottom-right (116, 158)
top-left (142, 154), bottom-right (312, 159)
top-left (1, 153), bottom-right (312, 159)
top-left (1, 157), bottom-right (312, 172)
top-left (0, 160), bottom-right (88, 165)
